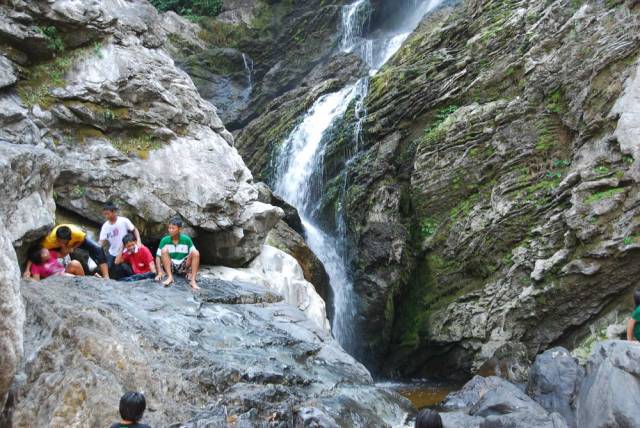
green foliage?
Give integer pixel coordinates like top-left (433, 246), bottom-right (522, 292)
top-left (36, 25), bottom-right (64, 52)
top-left (419, 218), bottom-right (438, 238)
top-left (112, 133), bottom-right (162, 159)
top-left (552, 159), bottom-right (571, 168)
top-left (593, 165), bottom-right (610, 176)
top-left (585, 187), bottom-right (626, 204)
top-left (93, 42), bottom-right (103, 59)
top-left (420, 105), bottom-right (459, 145)
top-left (149, 0), bottom-right (223, 18)
top-left (17, 54), bottom-right (75, 107)
top-left (546, 89), bottom-right (566, 114)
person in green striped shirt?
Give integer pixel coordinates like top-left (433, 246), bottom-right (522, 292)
top-left (155, 217), bottom-right (200, 290)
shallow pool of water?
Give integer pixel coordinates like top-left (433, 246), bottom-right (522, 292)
top-left (378, 381), bottom-right (460, 410)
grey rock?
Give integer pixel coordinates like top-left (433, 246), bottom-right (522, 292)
top-left (442, 411), bottom-right (484, 428)
top-left (0, 219), bottom-right (23, 412)
top-left (576, 340), bottom-right (640, 428)
top-left (11, 276), bottom-right (412, 427)
top-left (0, 143), bottom-right (58, 259)
top-left (443, 376), bottom-right (523, 410)
top-left (527, 347), bottom-right (583, 428)
top-left (0, 55), bottom-right (17, 88)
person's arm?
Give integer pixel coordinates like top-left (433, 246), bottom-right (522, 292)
top-left (31, 273), bottom-right (41, 281)
top-left (628, 317), bottom-right (637, 341)
top-left (115, 248), bottom-right (125, 265)
top-left (23, 260), bottom-right (33, 279)
top-left (133, 227), bottom-right (142, 247)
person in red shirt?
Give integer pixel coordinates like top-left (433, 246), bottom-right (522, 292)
top-left (115, 234), bottom-right (156, 282)
top-left (28, 247), bottom-right (84, 281)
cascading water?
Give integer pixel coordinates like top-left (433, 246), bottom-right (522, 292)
top-left (274, 0), bottom-right (446, 355)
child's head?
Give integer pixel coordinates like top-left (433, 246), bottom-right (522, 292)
top-left (102, 201), bottom-right (119, 222)
top-left (168, 217), bottom-right (183, 237)
top-left (634, 289), bottom-right (640, 308)
top-left (29, 248), bottom-right (50, 265)
top-left (415, 409), bottom-right (442, 428)
top-left (55, 226), bottom-right (72, 246)
top-left (119, 391), bottom-right (146, 422)
top-left (122, 233), bottom-right (137, 253)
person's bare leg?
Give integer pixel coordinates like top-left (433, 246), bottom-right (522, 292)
top-left (161, 249), bottom-right (174, 287)
top-left (189, 250), bottom-right (200, 290)
top-left (66, 260), bottom-right (85, 276)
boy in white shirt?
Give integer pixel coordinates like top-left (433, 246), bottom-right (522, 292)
top-left (99, 201), bottom-right (142, 279)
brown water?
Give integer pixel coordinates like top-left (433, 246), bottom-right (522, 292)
top-left (379, 382), bottom-right (459, 410)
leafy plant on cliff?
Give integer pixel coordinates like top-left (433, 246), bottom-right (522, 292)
top-left (149, 0), bottom-right (223, 18)
top-left (36, 25), bottom-right (64, 52)
top-left (420, 105), bottom-right (459, 145)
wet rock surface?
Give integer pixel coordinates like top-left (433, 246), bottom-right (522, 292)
top-left (10, 276), bottom-right (412, 427)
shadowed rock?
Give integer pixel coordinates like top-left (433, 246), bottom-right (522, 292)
top-left (10, 276), bottom-right (412, 426)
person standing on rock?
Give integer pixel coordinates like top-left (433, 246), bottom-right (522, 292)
top-left (155, 217), bottom-right (200, 290)
top-left (28, 224), bottom-right (110, 279)
top-left (626, 289), bottom-right (640, 341)
top-left (115, 233), bottom-right (156, 282)
top-left (100, 202), bottom-right (141, 280)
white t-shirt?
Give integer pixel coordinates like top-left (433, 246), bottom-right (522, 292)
top-left (100, 216), bottom-right (135, 256)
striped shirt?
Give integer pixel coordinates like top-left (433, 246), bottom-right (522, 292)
top-left (156, 234), bottom-right (195, 265)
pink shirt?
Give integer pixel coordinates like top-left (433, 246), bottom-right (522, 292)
top-left (30, 251), bottom-right (65, 279)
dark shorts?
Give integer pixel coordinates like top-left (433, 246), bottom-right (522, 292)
top-left (172, 259), bottom-right (189, 275)
top-left (78, 237), bottom-right (107, 265)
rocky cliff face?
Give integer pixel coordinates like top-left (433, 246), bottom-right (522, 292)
top-left (0, 0), bottom-right (282, 266)
top-left (10, 276), bottom-right (412, 427)
top-left (303, 0), bottom-right (640, 376)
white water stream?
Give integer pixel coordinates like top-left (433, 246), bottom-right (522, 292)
top-left (275, 0), bottom-right (446, 354)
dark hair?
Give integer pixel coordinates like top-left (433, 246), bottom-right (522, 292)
top-left (122, 233), bottom-right (136, 245)
top-left (119, 391), bottom-right (146, 422)
top-left (56, 226), bottom-right (72, 241)
top-left (29, 248), bottom-right (44, 265)
top-left (634, 289), bottom-right (640, 308)
top-left (103, 201), bottom-right (118, 212)
top-left (415, 409), bottom-right (443, 428)
top-left (169, 217), bottom-right (183, 228)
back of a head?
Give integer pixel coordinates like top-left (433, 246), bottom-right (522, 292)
top-left (634, 289), bottom-right (640, 308)
top-left (415, 409), bottom-right (443, 428)
top-left (169, 217), bottom-right (183, 228)
top-left (29, 248), bottom-right (43, 265)
top-left (55, 226), bottom-right (72, 241)
top-left (119, 391), bottom-right (146, 422)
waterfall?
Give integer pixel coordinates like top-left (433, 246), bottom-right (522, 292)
top-left (274, 0), bottom-right (446, 355)
top-left (242, 53), bottom-right (254, 97)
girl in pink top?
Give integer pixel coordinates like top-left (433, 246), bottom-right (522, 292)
top-left (29, 248), bottom-right (85, 280)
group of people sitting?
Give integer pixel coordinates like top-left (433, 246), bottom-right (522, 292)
top-left (23, 202), bottom-right (201, 290)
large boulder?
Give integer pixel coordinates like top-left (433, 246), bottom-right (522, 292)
top-left (576, 340), bottom-right (640, 428)
top-left (527, 347), bottom-right (583, 428)
top-left (1, 0), bottom-right (283, 266)
top-left (440, 374), bottom-right (569, 428)
top-left (0, 219), bottom-right (24, 412)
top-left (0, 143), bottom-right (59, 259)
top-left (10, 276), bottom-right (412, 426)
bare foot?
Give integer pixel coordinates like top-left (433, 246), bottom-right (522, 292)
top-left (155, 273), bottom-right (165, 282)
top-left (190, 281), bottom-right (200, 291)
top-left (162, 276), bottom-right (174, 287)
